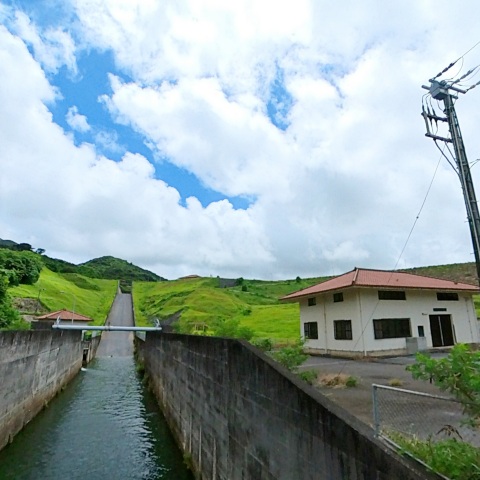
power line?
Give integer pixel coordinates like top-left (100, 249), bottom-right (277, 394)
top-left (433, 39), bottom-right (480, 80)
top-left (335, 152), bottom-right (443, 374)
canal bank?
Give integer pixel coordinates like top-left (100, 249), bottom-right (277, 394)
top-left (0, 355), bottom-right (193, 480)
top-left (0, 293), bottom-right (193, 479)
top-left (136, 333), bottom-right (441, 480)
top-left (0, 329), bottom-right (83, 450)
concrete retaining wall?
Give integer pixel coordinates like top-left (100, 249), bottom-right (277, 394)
top-left (137, 333), bottom-right (440, 480)
top-left (0, 330), bottom-right (83, 451)
top-left (82, 333), bottom-right (102, 364)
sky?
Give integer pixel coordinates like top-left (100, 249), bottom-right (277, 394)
top-left (1, 1), bottom-right (480, 280)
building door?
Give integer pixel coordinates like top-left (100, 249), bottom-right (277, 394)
top-left (429, 314), bottom-right (454, 347)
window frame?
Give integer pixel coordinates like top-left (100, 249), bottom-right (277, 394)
top-left (333, 292), bottom-right (344, 303)
top-left (436, 292), bottom-right (459, 301)
top-left (334, 320), bottom-right (352, 340)
top-left (373, 318), bottom-right (411, 339)
top-left (307, 297), bottom-right (316, 307)
top-left (304, 321), bottom-right (319, 340)
top-left (378, 290), bottom-right (406, 300)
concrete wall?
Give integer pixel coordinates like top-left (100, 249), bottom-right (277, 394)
top-left (137, 333), bottom-right (440, 480)
top-left (82, 333), bottom-right (102, 364)
top-left (0, 330), bottom-right (82, 451)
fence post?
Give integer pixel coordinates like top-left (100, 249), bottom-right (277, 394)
top-left (372, 384), bottom-right (380, 437)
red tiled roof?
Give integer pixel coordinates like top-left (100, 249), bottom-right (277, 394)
top-left (281, 268), bottom-right (480, 301)
top-left (36, 309), bottom-right (92, 322)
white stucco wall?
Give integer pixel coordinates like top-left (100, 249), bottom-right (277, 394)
top-left (300, 288), bottom-right (479, 355)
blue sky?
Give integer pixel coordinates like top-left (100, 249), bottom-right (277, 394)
top-left (1, 0), bottom-right (480, 279)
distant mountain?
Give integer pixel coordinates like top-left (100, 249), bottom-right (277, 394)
top-left (0, 238), bottom-right (165, 282)
top-left (78, 256), bottom-right (165, 282)
top-left (0, 239), bottom-right (17, 248)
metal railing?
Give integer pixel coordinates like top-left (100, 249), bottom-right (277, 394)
top-left (372, 384), bottom-right (480, 448)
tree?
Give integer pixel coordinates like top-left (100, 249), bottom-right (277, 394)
top-left (407, 344), bottom-right (480, 422)
top-left (0, 250), bottom-right (43, 285)
top-left (0, 272), bottom-right (20, 328)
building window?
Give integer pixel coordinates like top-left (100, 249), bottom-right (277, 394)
top-left (307, 297), bottom-right (316, 306)
top-left (436, 292), bottom-right (459, 301)
top-left (333, 292), bottom-right (344, 303)
top-left (373, 318), bottom-right (411, 339)
top-left (433, 307), bottom-right (447, 312)
top-left (334, 320), bottom-right (352, 340)
top-left (304, 322), bottom-right (318, 339)
top-left (378, 290), bottom-right (406, 300)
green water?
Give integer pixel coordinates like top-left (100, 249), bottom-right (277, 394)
top-left (0, 357), bottom-right (193, 480)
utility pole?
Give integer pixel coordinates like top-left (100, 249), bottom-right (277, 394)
top-left (422, 79), bottom-right (480, 285)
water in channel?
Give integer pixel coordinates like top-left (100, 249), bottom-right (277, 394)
top-left (0, 355), bottom-right (193, 480)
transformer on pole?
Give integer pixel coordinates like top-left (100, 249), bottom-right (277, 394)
top-left (422, 79), bottom-right (480, 285)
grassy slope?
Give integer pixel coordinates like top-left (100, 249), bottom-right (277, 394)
top-left (134, 263), bottom-right (480, 343)
top-left (133, 276), bottom-right (328, 343)
top-left (10, 268), bottom-right (118, 325)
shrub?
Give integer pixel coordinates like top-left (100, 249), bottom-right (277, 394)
top-left (271, 340), bottom-right (307, 372)
top-left (251, 337), bottom-right (273, 352)
top-left (407, 344), bottom-right (480, 422)
top-left (298, 370), bottom-right (318, 385)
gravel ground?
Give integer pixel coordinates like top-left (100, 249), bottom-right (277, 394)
top-left (299, 353), bottom-right (452, 428)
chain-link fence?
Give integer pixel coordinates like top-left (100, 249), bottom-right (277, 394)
top-left (372, 384), bottom-right (480, 448)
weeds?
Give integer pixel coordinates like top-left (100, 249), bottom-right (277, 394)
top-left (318, 373), bottom-right (358, 388)
top-left (388, 378), bottom-right (403, 387)
top-left (298, 370), bottom-right (318, 385)
top-left (389, 431), bottom-right (480, 480)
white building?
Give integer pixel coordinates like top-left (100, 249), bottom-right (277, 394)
top-left (281, 268), bottom-right (480, 357)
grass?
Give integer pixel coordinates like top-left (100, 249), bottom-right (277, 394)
top-left (133, 276), bottom-right (323, 344)
top-left (389, 431), bottom-right (480, 480)
top-left (10, 268), bottom-right (117, 325)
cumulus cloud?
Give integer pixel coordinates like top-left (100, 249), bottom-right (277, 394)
top-left (66, 106), bottom-right (90, 132)
top-left (0, 24), bottom-right (273, 279)
top-left (2, 1), bottom-right (480, 279)
top-left (10, 10), bottom-right (77, 75)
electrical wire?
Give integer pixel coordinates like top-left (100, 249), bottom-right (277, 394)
top-left (335, 151), bottom-right (443, 375)
top-left (434, 39), bottom-right (480, 80)
top-left (434, 140), bottom-right (458, 174)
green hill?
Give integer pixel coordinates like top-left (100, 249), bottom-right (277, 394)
top-left (77, 256), bottom-right (165, 282)
top-left (0, 238), bottom-right (164, 283)
top-left (401, 263), bottom-right (478, 285)
top-left (133, 276), bottom-right (328, 344)
top-left (10, 268), bottom-right (117, 325)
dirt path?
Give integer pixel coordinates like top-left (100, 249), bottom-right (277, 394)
top-left (96, 292), bottom-right (135, 357)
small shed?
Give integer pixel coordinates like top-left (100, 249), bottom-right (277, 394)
top-left (33, 309), bottom-right (93, 329)
top-left (281, 268), bottom-right (480, 357)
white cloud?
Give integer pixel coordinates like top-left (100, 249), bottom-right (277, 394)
top-left (0, 24), bottom-right (273, 279)
top-left (2, 1), bottom-right (480, 279)
top-left (11, 10), bottom-right (77, 75)
top-left (66, 106), bottom-right (90, 132)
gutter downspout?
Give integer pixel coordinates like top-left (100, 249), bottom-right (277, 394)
top-left (356, 289), bottom-right (367, 357)
top-left (323, 297), bottom-right (328, 355)
top-left (353, 268), bottom-right (367, 356)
